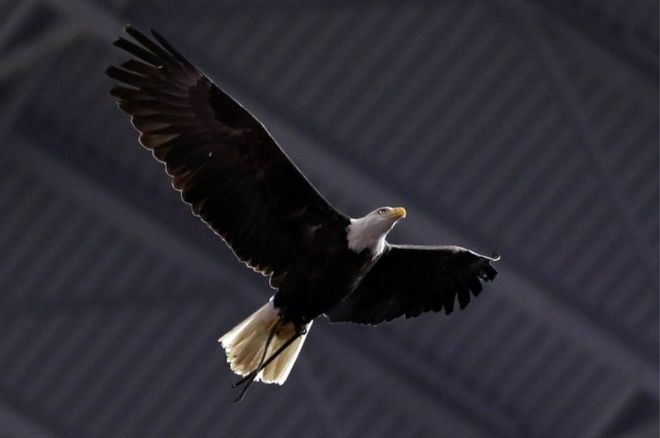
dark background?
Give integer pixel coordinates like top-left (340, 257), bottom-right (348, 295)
top-left (0, 0), bottom-right (658, 437)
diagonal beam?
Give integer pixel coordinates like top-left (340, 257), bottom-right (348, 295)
top-left (8, 135), bottom-right (241, 289)
top-left (296, 359), bottom-right (349, 438)
top-left (529, 0), bottom-right (657, 80)
top-left (500, 0), bottom-right (657, 280)
top-left (0, 2), bottom-right (34, 48)
top-left (0, 26), bottom-right (80, 82)
top-left (37, 0), bottom-right (124, 38)
top-left (0, 390), bottom-right (61, 438)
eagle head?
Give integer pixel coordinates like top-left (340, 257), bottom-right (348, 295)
top-left (346, 206), bottom-right (406, 254)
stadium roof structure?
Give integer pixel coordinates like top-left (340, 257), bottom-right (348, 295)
top-left (0, 1), bottom-right (657, 437)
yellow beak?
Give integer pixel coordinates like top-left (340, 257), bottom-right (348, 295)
top-left (391, 207), bottom-right (407, 219)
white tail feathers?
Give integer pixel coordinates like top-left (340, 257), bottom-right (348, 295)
top-left (219, 299), bottom-right (311, 385)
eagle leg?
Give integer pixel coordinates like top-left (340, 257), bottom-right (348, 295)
top-left (232, 324), bottom-right (306, 403)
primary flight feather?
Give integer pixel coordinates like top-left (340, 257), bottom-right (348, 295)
top-left (106, 25), bottom-right (499, 401)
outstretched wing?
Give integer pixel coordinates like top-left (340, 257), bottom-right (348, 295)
top-left (327, 244), bottom-right (499, 325)
top-left (106, 26), bottom-right (347, 286)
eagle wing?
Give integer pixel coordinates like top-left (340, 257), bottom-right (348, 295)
top-left (106, 26), bottom-right (347, 286)
top-left (326, 245), bottom-right (499, 325)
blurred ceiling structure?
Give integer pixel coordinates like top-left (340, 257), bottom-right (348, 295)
top-left (0, 0), bottom-right (657, 437)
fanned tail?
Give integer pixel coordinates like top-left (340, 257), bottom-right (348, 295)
top-left (219, 299), bottom-right (311, 384)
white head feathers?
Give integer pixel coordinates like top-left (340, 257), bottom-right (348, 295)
top-left (346, 206), bottom-right (406, 255)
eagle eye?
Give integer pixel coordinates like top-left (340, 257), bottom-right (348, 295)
top-left (377, 208), bottom-right (388, 215)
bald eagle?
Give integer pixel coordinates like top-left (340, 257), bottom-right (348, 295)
top-left (107, 26), bottom-right (499, 401)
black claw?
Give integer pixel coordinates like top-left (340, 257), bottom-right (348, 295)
top-left (232, 371), bottom-right (255, 389)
